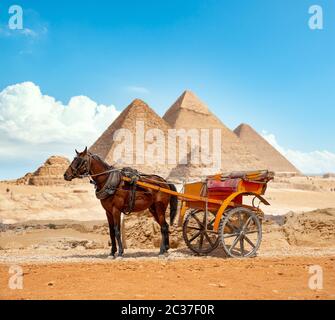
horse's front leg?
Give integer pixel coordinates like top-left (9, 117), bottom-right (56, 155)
top-left (113, 208), bottom-right (124, 257)
top-left (107, 212), bottom-right (117, 257)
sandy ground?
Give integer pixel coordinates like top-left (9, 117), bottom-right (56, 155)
top-left (1, 256), bottom-right (334, 300)
top-left (1, 220), bottom-right (335, 300)
top-left (1, 176), bottom-right (335, 300)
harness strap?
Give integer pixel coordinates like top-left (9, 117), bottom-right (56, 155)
top-left (120, 168), bottom-right (141, 214)
top-left (95, 170), bottom-right (122, 200)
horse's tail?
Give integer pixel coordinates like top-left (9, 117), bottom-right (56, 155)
top-left (168, 183), bottom-right (178, 226)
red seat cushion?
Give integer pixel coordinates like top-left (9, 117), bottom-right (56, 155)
top-left (207, 178), bottom-right (241, 193)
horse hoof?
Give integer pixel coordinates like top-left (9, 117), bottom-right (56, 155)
top-left (158, 254), bottom-right (168, 260)
top-left (107, 255), bottom-right (115, 260)
top-left (115, 256), bottom-right (123, 260)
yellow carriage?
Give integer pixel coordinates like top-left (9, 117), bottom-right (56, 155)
top-left (123, 170), bottom-right (274, 258)
top-left (179, 170), bottom-right (274, 257)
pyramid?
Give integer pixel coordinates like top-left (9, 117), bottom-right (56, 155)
top-left (163, 90), bottom-right (267, 173)
top-left (89, 99), bottom-right (173, 176)
top-left (234, 123), bottom-right (300, 174)
top-left (168, 150), bottom-right (218, 182)
top-left (28, 156), bottom-right (72, 186)
top-left (163, 90), bottom-right (226, 129)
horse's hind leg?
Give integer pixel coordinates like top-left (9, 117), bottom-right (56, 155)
top-left (149, 204), bottom-right (170, 255)
top-left (161, 221), bottom-right (170, 253)
top-left (121, 213), bottom-right (127, 249)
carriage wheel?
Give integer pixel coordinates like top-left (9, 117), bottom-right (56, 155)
top-left (219, 207), bottom-right (262, 258)
top-left (183, 209), bottom-right (220, 255)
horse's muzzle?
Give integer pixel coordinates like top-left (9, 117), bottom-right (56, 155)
top-left (64, 173), bottom-right (73, 181)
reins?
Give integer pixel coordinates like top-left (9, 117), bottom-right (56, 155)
top-left (76, 153), bottom-right (181, 185)
top-left (79, 168), bottom-right (120, 179)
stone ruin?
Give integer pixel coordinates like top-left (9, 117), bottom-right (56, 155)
top-left (28, 156), bottom-right (71, 186)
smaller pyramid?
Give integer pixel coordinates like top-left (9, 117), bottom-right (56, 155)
top-left (29, 156), bottom-right (71, 186)
top-left (234, 123), bottom-right (300, 174)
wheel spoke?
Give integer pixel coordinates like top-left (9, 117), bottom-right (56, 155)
top-left (189, 230), bottom-right (201, 242)
top-left (240, 238), bottom-right (245, 256)
top-left (244, 230), bottom-right (258, 235)
top-left (244, 235), bottom-right (256, 249)
top-left (193, 215), bottom-right (204, 228)
top-left (222, 232), bottom-right (240, 239)
top-left (220, 208), bottom-right (262, 258)
top-left (226, 221), bottom-right (239, 233)
top-left (229, 234), bottom-right (241, 252)
top-left (186, 226), bottom-right (202, 231)
top-left (184, 210), bottom-right (220, 254)
top-left (204, 232), bottom-right (214, 247)
top-left (199, 232), bottom-right (204, 250)
top-left (202, 211), bottom-right (207, 224)
top-left (238, 212), bottom-right (242, 228)
top-left (242, 216), bottom-right (253, 231)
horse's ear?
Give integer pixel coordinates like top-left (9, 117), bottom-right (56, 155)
top-left (83, 147), bottom-right (88, 155)
top-left (75, 149), bottom-right (79, 155)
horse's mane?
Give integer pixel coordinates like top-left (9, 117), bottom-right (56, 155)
top-left (90, 153), bottom-right (112, 169)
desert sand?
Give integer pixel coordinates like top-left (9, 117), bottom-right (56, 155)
top-left (0, 175), bottom-right (335, 300)
top-left (1, 257), bottom-right (335, 300)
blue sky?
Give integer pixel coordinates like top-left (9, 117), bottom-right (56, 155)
top-left (0, 0), bottom-right (334, 178)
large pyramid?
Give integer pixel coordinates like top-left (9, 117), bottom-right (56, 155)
top-left (89, 99), bottom-right (173, 176)
top-left (163, 90), bottom-right (267, 173)
top-left (163, 90), bottom-right (227, 129)
top-left (167, 149), bottom-right (214, 182)
top-left (234, 123), bottom-right (300, 174)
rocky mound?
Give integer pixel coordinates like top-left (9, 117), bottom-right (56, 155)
top-left (28, 156), bottom-right (71, 186)
top-left (282, 208), bottom-right (335, 247)
top-left (93, 212), bottom-right (184, 249)
top-left (323, 173), bottom-right (335, 178)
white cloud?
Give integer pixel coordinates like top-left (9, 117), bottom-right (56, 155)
top-left (262, 131), bottom-right (335, 174)
top-left (0, 25), bottom-right (46, 38)
top-left (125, 86), bottom-right (150, 94)
top-left (0, 82), bottom-right (120, 173)
top-left (20, 28), bottom-right (38, 37)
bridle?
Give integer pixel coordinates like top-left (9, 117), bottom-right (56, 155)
top-left (70, 152), bottom-right (120, 179)
top-left (70, 153), bottom-right (92, 179)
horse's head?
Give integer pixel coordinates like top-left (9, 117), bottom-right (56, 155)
top-left (64, 147), bottom-right (90, 181)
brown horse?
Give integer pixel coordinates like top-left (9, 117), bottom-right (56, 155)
top-left (64, 147), bottom-right (178, 258)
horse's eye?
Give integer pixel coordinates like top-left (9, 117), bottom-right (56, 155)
top-left (73, 158), bottom-right (80, 167)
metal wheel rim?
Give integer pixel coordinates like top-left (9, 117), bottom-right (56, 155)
top-left (219, 207), bottom-right (262, 258)
top-left (183, 209), bottom-right (219, 255)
